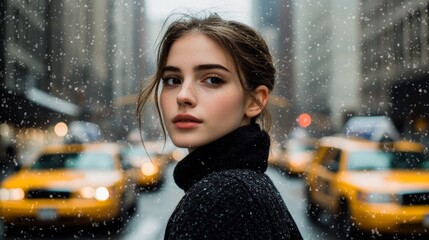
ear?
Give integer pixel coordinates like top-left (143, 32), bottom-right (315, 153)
top-left (245, 85), bottom-right (270, 118)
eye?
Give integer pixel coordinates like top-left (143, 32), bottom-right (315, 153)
top-left (162, 77), bottom-right (181, 86)
top-left (204, 76), bottom-right (225, 85)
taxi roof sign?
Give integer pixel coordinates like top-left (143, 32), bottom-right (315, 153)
top-left (342, 116), bottom-right (401, 142)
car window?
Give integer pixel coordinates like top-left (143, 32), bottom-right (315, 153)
top-left (118, 152), bottom-right (133, 171)
top-left (319, 147), bottom-right (341, 172)
top-left (347, 151), bottom-right (427, 171)
top-left (289, 142), bottom-right (316, 153)
top-left (31, 152), bottom-right (114, 170)
top-left (122, 147), bottom-right (148, 157)
top-left (347, 150), bottom-right (390, 170)
top-left (390, 152), bottom-right (428, 170)
top-left (121, 147), bottom-right (155, 162)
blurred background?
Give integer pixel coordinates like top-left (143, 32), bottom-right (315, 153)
top-left (2, 0), bottom-right (428, 165)
top-left (1, 0), bottom-right (429, 239)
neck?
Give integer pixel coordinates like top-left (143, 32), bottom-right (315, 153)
top-left (173, 124), bottom-right (270, 191)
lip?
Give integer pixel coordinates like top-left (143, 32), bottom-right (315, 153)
top-left (172, 114), bottom-right (202, 129)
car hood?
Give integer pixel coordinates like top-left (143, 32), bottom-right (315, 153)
top-left (288, 151), bottom-right (314, 162)
top-left (1, 169), bottom-right (123, 190)
top-left (343, 170), bottom-right (429, 192)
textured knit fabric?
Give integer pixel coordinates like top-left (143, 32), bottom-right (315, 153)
top-left (164, 124), bottom-right (303, 240)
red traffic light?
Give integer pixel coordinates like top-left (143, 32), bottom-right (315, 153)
top-left (297, 113), bottom-right (312, 128)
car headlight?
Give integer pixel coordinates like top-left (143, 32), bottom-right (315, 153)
top-left (0, 188), bottom-right (25, 201)
top-left (79, 186), bottom-right (110, 201)
top-left (141, 162), bottom-right (158, 176)
top-left (171, 149), bottom-right (185, 161)
top-left (358, 191), bottom-right (397, 203)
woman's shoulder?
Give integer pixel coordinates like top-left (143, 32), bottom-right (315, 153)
top-left (174, 169), bottom-right (302, 239)
top-left (210, 168), bottom-right (274, 188)
top-left (178, 169), bottom-right (278, 224)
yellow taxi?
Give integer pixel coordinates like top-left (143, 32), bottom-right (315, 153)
top-left (169, 147), bottom-right (188, 162)
top-left (279, 138), bottom-right (317, 176)
top-left (120, 142), bottom-right (167, 189)
top-left (268, 141), bottom-right (284, 167)
top-left (305, 136), bottom-right (429, 237)
top-left (0, 143), bottom-right (138, 227)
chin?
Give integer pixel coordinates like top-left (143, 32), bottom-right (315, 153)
top-left (171, 138), bottom-right (208, 149)
top-left (170, 138), bottom-right (192, 148)
top-left (173, 142), bottom-right (199, 149)
top-left (169, 131), bottom-right (226, 149)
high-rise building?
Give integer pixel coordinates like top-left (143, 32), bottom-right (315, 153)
top-left (253, 0), bottom-right (295, 142)
top-left (1, 1), bottom-right (80, 127)
top-left (360, 0), bottom-right (429, 144)
top-left (0, 0), bottom-right (145, 163)
top-left (292, 0), bottom-right (361, 135)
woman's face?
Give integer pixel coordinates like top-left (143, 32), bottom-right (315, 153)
top-left (160, 32), bottom-right (251, 149)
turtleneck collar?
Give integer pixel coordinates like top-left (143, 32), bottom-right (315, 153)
top-left (173, 124), bottom-right (270, 191)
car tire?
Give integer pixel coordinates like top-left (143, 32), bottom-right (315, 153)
top-left (336, 200), bottom-right (360, 239)
top-left (141, 177), bottom-right (165, 192)
top-left (127, 198), bottom-right (138, 216)
top-left (0, 220), bottom-right (5, 236)
top-left (0, 221), bottom-right (14, 237)
top-left (284, 166), bottom-right (293, 177)
top-left (305, 186), bottom-right (321, 223)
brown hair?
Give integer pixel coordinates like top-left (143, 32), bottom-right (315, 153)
top-left (137, 13), bottom-right (276, 139)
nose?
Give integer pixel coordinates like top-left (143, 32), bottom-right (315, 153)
top-left (176, 80), bottom-right (196, 107)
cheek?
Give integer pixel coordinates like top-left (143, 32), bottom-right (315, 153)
top-left (210, 91), bottom-right (246, 115)
top-left (160, 93), bottom-right (172, 117)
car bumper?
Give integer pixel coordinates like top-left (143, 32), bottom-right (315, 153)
top-left (353, 204), bottom-right (429, 233)
top-left (285, 160), bottom-right (310, 175)
top-left (286, 162), bottom-right (306, 174)
top-left (0, 198), bottom-right (120, 225)
top-left (135, 171), bottom-right (162, 187)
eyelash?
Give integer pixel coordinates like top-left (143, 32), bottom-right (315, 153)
top-left (162, 77), bottom-right (181, 86)
top-left (204, 76), bottom-right (225, 86)
top-left (161, 75), bottom-right (226, 87)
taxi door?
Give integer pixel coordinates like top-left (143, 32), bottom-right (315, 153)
top-left (313, 147), bottom-right (341, 211)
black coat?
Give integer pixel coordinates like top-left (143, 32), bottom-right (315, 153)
top-left (164, 124), bottom-right (303, 240)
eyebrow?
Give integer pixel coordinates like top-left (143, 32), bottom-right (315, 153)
top-left (162, 64), bottom-right (230, 73)
top-left (162, 66), bottom-right (180, 73)
top-left (194, 64), bottom-right (230, 72)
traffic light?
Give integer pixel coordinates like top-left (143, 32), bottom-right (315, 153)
top-left (297, 113), bottom-right (312, 128)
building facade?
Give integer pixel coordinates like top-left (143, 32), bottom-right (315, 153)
top-left (253, 0), bottom-right (296, 143)
top-left (292, 0), bottom-right (361, 136)
top-left (360, 0), bottom-right (429, 145)
top-left (0, 0), bottom-right (145, 164)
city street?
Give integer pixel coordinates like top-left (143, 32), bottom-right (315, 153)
top-left (122, 164), bottom-right (338, 240)
top-left (2, 163), bottom-right (337, 240)
top-left (2, 1), bottom-right (429, 239)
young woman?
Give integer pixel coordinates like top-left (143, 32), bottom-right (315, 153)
top-left (137, 13), bottom-right (303, 240)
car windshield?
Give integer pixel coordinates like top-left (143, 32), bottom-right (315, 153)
top-left (291, 145), bottom-right (316, 153)
top-left (31, 152), bottom-right (114, 170)
top-left (121, 147), bottom-right (155, 159)
top-left (347, 150), bottom-right (428, 171)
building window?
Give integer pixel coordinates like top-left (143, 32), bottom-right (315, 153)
top-left (394, 20), bottom-right (405, 65)
top-left (409, 10), bottom-right (421, 65)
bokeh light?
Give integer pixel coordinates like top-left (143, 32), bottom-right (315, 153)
top-left (297, 113), bottom-right (312, 128)
top-left (54, 122), bottom-right (68, 137)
